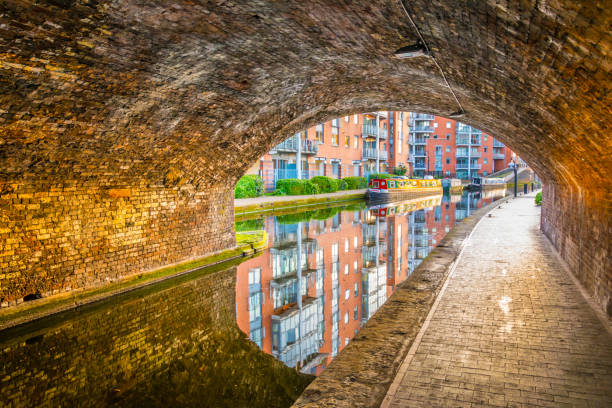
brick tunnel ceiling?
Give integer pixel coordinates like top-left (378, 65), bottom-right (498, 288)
top-left (0, 0), bottom-right (610, 192)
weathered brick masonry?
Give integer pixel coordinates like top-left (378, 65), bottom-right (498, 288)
top-left (0, 2), bottom-right (610, 313)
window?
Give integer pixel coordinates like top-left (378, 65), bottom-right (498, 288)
top-left (446, 134), bottom-right (451, 140)
top-left (484, 135), bottom-right (488, 141)
top-left (433, 134), bottom-right (438, 139)
top-left (446, 158), bottom-right (451, 164)
top-left (345, 290), bottom-right (350, 301)
top-left (484, 146), bottom-right (488, 152)
top-left (446, 121), bottom-right (451, 128)
top-left (345, 116), bottom-right (349, 122)
top-left (344, 264), bottom-right (349, 275)
top-left (433, 122), bottom-right (438, 128)
top-left (354, 305), bottom-right (358, 320)
top-left (248, 268), bottom-right (261, 285)
top-left (332, 243), bottom-right (339, 262)
top-left (446, 170), bottom-right (450, 175)
top-left (353, 260), bottom-right (358, 273)
top-left (332, 119), bottom-right (339, 145)
top-left (354, 135), bottom-right (358, 148)
top-left (484, 158), bottom-right (488, 164)
top-left (399, 112), bottom-right (404, 120)
top-left (354, 114), bottom-right (358, 124)
top-left (354, 237), bottom-right (358, 249)
top-left (345, 337), bottom-right (349, 346)
top-left (446, 146), bottom-right (451, 153)
top-left (316, 124), bottom-right (324, 143)
top-left (345, 134), bottom-right (350, 147)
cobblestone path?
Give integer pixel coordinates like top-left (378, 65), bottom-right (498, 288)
top-left (383, 192), bottom-right (612, 408)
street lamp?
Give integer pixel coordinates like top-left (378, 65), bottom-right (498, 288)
top-left (511, 159), bottom-right (518, 197)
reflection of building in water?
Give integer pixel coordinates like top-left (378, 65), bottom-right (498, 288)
top-left (235, 192), bottom-right (504, 376)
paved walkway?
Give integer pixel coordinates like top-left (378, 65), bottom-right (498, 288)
top-left (383, 192), bottom-right (612, 408)
top-left (234, 189), bottom-right (366, 208)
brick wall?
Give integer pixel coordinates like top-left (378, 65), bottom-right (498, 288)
top-left (0, 183), bottom-right (234, 305)
top-left (0, 266), bottom-right (312, 407)
top-left (541, 184), bottom-right (611, 316)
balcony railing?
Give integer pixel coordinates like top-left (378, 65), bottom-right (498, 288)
top-left (456, 125), bottom-right (482, 135)
top-left (493, 140), bottom-right (505, 148)
top-left (456, 163), bottom-right (482, 170)
top-left (455, 150), bottom-right (481, 158)
top-left (456, 137), bottom-right (482, 146)
top-left (362, 123), bottom-right (387, 139)
top-left (362, 148), bottom-right (388, 161)
top-left (412, 136), bottom-right (427, 144)
top-left (274, 137), bottom-right (318, 154)
top-left (493, 153), bottom-right (505, 160)
top-left (413, 162), bottom-right (427, 170)
top-left (411, 113), bottom-right (434, 120)
top-left (413, 149), bottom-right (427, 157)
top-left (410, 126), bottom-right (434, 133)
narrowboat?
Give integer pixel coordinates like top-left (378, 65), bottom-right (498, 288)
top-left (367, 194), bottom-right (443, 218)
top-left (367, 177), bottom-right (442, 201)
top-left (465, 177), bottom-right (506, 191)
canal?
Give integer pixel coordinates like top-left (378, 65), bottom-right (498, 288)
top-left (0, 190), bottom-right (505, 407)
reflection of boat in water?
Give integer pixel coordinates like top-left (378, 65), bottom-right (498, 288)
top-left (367, 194), bottom-right (443, 217)
top-left (367, 177), bottom-right (442, 201)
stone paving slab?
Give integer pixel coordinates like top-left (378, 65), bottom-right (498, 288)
top-left (383, 192), bottom-right (612, 407)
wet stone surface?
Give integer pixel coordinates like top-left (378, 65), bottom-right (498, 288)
top-left (385, 193), bottom-right (612, 408)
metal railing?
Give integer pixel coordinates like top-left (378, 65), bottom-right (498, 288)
top-left (456, 150), bottom-right (481, 158)
top-left (493, 140), bottom-right (505, 148)
top-left (456, 163), bottom-right (482, 170)
top-left (456, 137), bottom-right (482, 146)
top-left (274, 137), bottom-right (318, 154)
top-left (410, 126), bottom-right (434, 133)
top-left (456, 125), bottom-right (482, 135)
top-left (493, 153), bottom-right (505, 160)
top-left (362, 123), bottom-right (387, 139)
top-left (362, 148), bottom-right (388, 161)
top-left (412, 136), bottom-right (427, 144)
top-left (413, 162), bottom-right (427, 170)
top-left (413, 148), bottom-right (427, 157)
top-left (411, 113), bottom-right (435, 120)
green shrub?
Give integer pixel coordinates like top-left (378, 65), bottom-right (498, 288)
top-left (535, 191), bottom-right (542, 206)
top-left (274, 179), bottom-right (320, 196)
top-left (337, 179), bottom-right (348, 191)
top-left (310, 176), bottom-right (339, 193)
top-left (342, 176), bottom-right (367, 190)
top-left (234, 175), bottom-right (264, 199)
top-left (367, 173), bottom-right (394, 182)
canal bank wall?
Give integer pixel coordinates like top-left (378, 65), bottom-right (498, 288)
top-left (235, 189), bottom-right (367, 218)
top-left (292, 195), bottom-right (512, 408)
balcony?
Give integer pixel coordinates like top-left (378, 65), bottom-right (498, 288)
top-left (456, 163), bottom-right (482, 170)
top-left (413, 162), bottom-right (427, 170)
top-left (412, 136), bottom-right (427, 145)
top-left (411, 113), bottom-right (434, 120)
top-left (493, 153), bottom-right (505, 160)
top-left (362, 148), bottom-right (388, 161)
top-left (362, 123), bottom-right (387, 140)
top-left (413, 149), bottom-right (427, 157)
top-left (410, 126), bottom-right (434, 133)
top-left (274, 137), bottom-right (318, 154)
top-left (455, 150), bottom-right (481, 158)
top-left (456, 124), bottom-right (482, 135)
top-left (493, 140), bottom-right (505, 148)
top-left (456, 137), bottom-right (482, 146)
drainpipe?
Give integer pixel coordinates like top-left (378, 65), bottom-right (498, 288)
top-left (467, 125), bottom-right (471, 181)
top-left (296, 133), bottom-right (302, 180)
top-left (376, 113), bottom-right (380, 173)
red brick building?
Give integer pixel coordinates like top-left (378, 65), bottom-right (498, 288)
top-left (249, 112), bottom-right (514, 190)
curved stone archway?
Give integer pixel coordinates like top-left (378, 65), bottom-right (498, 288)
top-left (0, 1), bottom-right (610, 313)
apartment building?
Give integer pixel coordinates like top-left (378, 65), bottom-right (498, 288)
top-left (250, 112), bottom-right (514, 190)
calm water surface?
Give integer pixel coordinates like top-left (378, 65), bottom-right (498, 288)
top-left (0, 190), bottom-right (505, 407)
top-left (235, 189), bottom-right (506, 377)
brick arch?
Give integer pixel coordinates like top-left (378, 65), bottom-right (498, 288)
top-left (0, 1), bottom-right (609, 313)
